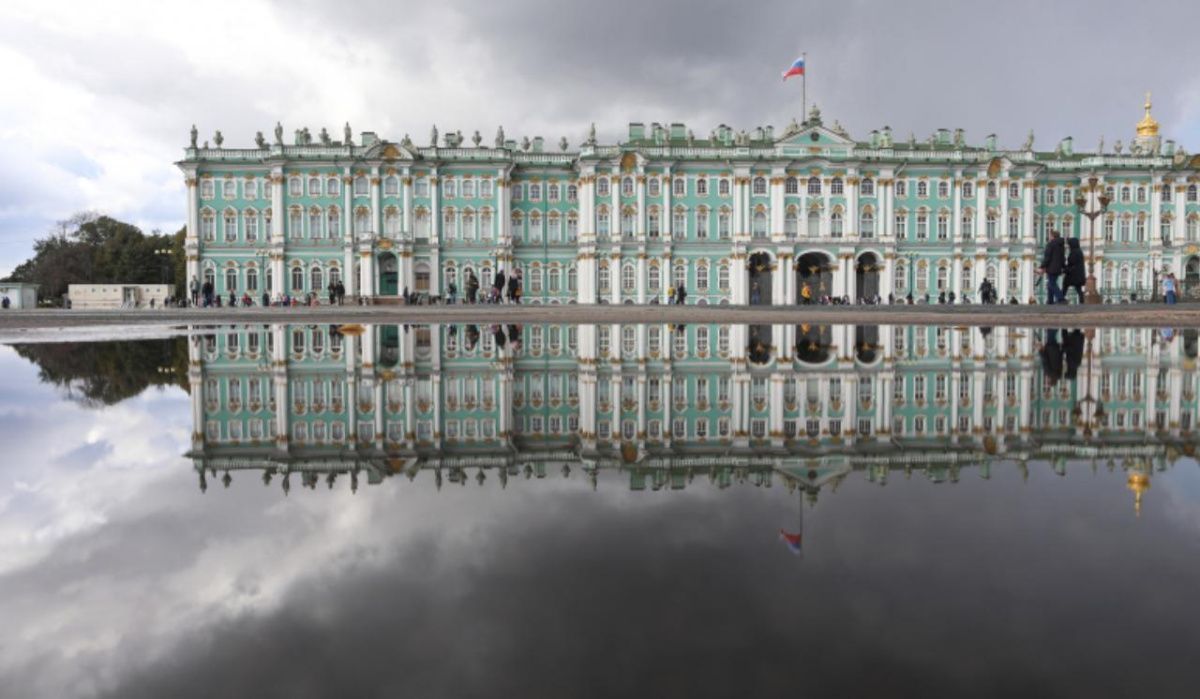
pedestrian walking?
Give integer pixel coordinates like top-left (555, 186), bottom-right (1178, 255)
top-left (1038, 229), bottom-right (1066, 305)
top-left (1064, 237), bottom-right (1087, 303)
top-left (190, 276), bottom-right (200, 307)
top-left (1163, 271), bottom-right (1178, 305)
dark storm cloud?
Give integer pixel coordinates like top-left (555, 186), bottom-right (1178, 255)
top-left (276, 0), bottom-right (1200, 147)
top-left (86, 469), bottom-right (1200, 699)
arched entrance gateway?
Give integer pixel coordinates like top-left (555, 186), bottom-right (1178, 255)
top-left (378, 253), bottom-right (398, 296)
top-left (747, 252), bottom-right (773, 305)
top-left (856, 252), bottom-right (881, 303)
top-left (1185, 255), bottom-right (1200, 298)
top-left (795, 252), bottom-right (833, 304)
top-left (748, 325), bottom-right (772, 365)
top-left (855, 325), bottom-right (881, 364)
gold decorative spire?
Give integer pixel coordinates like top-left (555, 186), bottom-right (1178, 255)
top-left (1136, 91), bottom-right (1159, 137)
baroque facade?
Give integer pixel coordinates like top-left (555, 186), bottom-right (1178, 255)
top-left (187, 322), bottom-right (1198, 516)
top-left (179, 99), bottom-right (1200, 307)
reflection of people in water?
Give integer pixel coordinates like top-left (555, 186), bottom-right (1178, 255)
top-left (492, 324), bottom-right (506, 348)
top-left (465, 324), bottom-right (480, 351)
top-left (1039, 328), bottom-right (1064, 386)
top-left (1063, 329), bottom-right (1084, 380)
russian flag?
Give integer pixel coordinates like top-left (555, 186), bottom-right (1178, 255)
top-left (781, 56), bottom-right (805, 81)
top-left (779, 529), bottom-right (803, 555)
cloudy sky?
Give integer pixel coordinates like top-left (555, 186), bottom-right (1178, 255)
top-left (2, 0), bottom-right (1200, 275)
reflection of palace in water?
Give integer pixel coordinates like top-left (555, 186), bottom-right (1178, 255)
top-left (188, 323), bottom-right (1200, 511)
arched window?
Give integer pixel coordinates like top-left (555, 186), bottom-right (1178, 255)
top-left (674, 263), bottom-right (687, 289)
top-left (326, 177), bottom-right (340, 197)
top-left (621, 264), bottom-right (636, 293)
top-left (566, 212), bottom-right (577, 241)
top-left (648, 207), bottom-right (661, 238)
top-left (753, 177), bottom-right (767, 195)
top-left (894, 262), bottom-right (907, 292)
top-left (647, 177), bottom-right (661, 197)
top-left (203, 265), bottom-right (216, 287)
top-left (621, 177), bottom-right (634, 196)
top-left (598, 264), bottom-right (611, 292)
top-left (596, 177), bottom-right (610, 197)
top-left (860, 178), bottom-right (875, 196)
top-left (718, 209), bottom-right (731, 239)
top-left (200, 211), bottom-right (215, 242)
top-left (648, 265), bottom-right (661, 291)
top-left (311, 266), bottom-right (324, 292)
top-left (597, 206), bottom-right (610, 238)
top-left (936, 211), bottom-right (949, 240)
top-left (1187, 184), bottom-right (1197, 202)
top-left (718, 178), bottom-right (731, 196)
top-left (329, 266), bottom-right (341, 286)
top-left (1119, 216), bottom-right (1131, 242)
top-left (894, 210), bottom-right (907, 239)
top-left (567, 266), bottom-right (577, 292)
top-left (353, 176), bottom-right (368, 196)
top-left (620, 208), bottom-right (635, 238)
top-left (961, 209), bottom-right (974, 239)
top-left (785, 208), bottom-right (799, 237)
top-left (963, 181), bottom-right (974, 198)
top-left (916, 210), bottom-right (929, 239)
top-left (1188, 215), bottom-right (1199, 242)
top-left (986, 181), bottom-right (997, 199)
top-left (753, 210), bottom-right (767, 237)
top-left (224, 209), bottom-right (237, 241)
top-left (225, 267), bottom-right (238, 292)
top-left (697, 264), bottom-right (709, 290)
top-left (291, 266), bottom-right (304, 291)
top-left (354, 208), bottom-right (370, 236)
top-left (444, 208), bottom-right (458, 239)
top-left (937, 180), bottom-right (949, 198)
top-left (244, 209), bottom-right (258, 242)
top-left (936, 264), bottom-right (949, 290)
top-left (463, 209), bottom-right (477, 240)
top-left (307, 207), bottom-right (322, 239)
top-left (985, 211), bottom-right (997, 238)
top-left (807, 177), bottom-right (821, 195)
top-left (672, 208), bottom-right (686, 239)
top-left (696, 207), bottom-right (709, 239)
top-left (327, 207), bottom-right (340, 237)
top-left (917, 181), bottom-right (929, 198)
top-left (808, 210), bottom-right (821, 238)
top-left (831, 177), bottom-right (844, 195)
top-left (785, 177), bottom-right (798, 194)
top-left (718, 263), bottom-right (730, 291)
top-left (548, 267), bottom-right (561, 292)
top-left (1008, 211), bottom-right (1020, 239)
top-left (413, 209), bottom-right (428, 237)
top-left (830, 210), bottom-right (844, 237)
top-left (246, 267), bottom-right (259, 292)
top-left (860, 210), bottom-right (875, 238)
top-left (1120, 186), bottom-right (1131, 203)
top-left (383, 176), bottom-right (399, 196)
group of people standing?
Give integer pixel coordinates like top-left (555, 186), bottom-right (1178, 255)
top-left (447, 267), bottom-right (524, 304)
top-left (1038, 229), bottom-right (1089, 304)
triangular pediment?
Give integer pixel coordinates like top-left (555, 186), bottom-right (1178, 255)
top-left (364, 141), bottom-right (417, 161)
top-left (776, 124), bottom-right (854, 147)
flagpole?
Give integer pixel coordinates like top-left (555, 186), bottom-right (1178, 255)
top-left (802, 52), bottom-right (807, 122)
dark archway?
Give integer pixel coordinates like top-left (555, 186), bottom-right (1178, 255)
top-left (748, 325), bottom-right (773, 365)
top-left (748, 252), bottom-right (773, 305)
top-left (795, 252), bottom-right (833, 304)
top-left (378, 253), bottom-right (399, 296)
top-left (856, 253), bottom-right (881, 303)
top-left (1185, 256), bottom-right (1200, 299)
top-left (795, 323), bottom-right (833, 364)
top-left (855, 325), bottom-right (880, 364)
top-left (379, 325), bottom-right (400, 367)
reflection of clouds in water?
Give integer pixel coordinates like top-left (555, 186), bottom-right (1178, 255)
top-left (1160, 457), bottom-right (1200, 532)
top-left (0, 348), bottom-right (190, 575)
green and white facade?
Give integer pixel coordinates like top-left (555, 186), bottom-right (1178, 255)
top-left (180, 101), bottom-right (1200, 314)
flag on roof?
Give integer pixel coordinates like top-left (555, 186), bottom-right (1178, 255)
top-left (781, 56), bottom-right (805, 80)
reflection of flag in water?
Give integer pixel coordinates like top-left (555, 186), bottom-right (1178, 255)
top-left (779, 529), bottom-right (803, 555)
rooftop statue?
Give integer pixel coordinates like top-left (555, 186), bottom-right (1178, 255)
top-left (953, 128), bottom-right (965, 147)
top-left (1098, 135), bottom-right (1105, 154)
top-left (344, 122), bottom-right (352, 145)
top-left (521, 136), bottom-right (531, 151)
top-left (214, 130), bottom-right (224, 147)
top-left (319, 127), bottom-right (331, 145)
top-left (1023, 130), bottom-right (1034, 151)
top-left (189, 124), bottom-right (198, 148)
top-left (401, 133), bottom-right (413, 147)
top-left (1114, 139), bottom-right (1123, 155)
top-left (274, 121), bottom-right (283, 145)
top-left (832, 120), bottom-right (847, 137)
top-left (559, 135), bottom-right (569, 151)
top-left (785, 117), bottom-right (801, 136)
top-left (254, 131), bottom-right (266, 149)
top-left (472, 130), bottom-right (482, 147)
top-left (587, 122), bottom-right (596, 145)
top-left (430, 125), bottom-right (438, 147)
top-left (495, 125), bottom-right (505, 148)
top-left (686, 128), bottom-right (695, 146)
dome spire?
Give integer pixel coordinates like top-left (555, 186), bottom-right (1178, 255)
top-left (1136, 91), bottom-right (1159, 137)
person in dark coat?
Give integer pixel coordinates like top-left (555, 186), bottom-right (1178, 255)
top-left (506, 274), bottom-right (519, 303)
top-left (676, 286), bottom-right (687, 305)
top-left (466, 271), bottom-right (479, 303)
top-left (1062, 238), bottom-right (1087, 304)
top-left (494, 269), bottom-right (506, 303)
top-left (1039, 229), bottom-right (1066, 304)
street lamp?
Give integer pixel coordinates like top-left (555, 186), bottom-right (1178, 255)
top-left (1074, 176), bottom-right (1110, 304)
top-left (1071, 328), bottom-right (1106, 439)
top-left (154, 247), bottom-right (172, 284)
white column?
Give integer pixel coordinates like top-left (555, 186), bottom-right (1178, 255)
top-left (1174, 183), bottom-right (1187, 246)
top-left (974, 174), bottom-right (986, 240)
top-left (847, 172), bottom-right (859, 239)
top-left (344, 169), bottom-right (356, 297)
top-left (1022, 179), bottom-right (1035, 245)
top-left (663, 168), bottom-right (672, 240)
top-left (371, 167), bottom-right (382, 237)
top-left (636, 172), bottom-right (646, 240)
top-left (270, 169), bottom-right (285, 298)
top-left (185, 174), bottom-right (200, 284)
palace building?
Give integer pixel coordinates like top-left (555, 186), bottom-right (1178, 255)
top-left (179, 97), bottom-right (1200, 307)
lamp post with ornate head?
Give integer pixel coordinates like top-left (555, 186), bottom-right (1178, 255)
top-left (1074, 176), bottom-right (1110, 304)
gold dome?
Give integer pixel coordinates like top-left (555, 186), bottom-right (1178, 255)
top-left (1136, 92), bottom-right (1159, 137)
